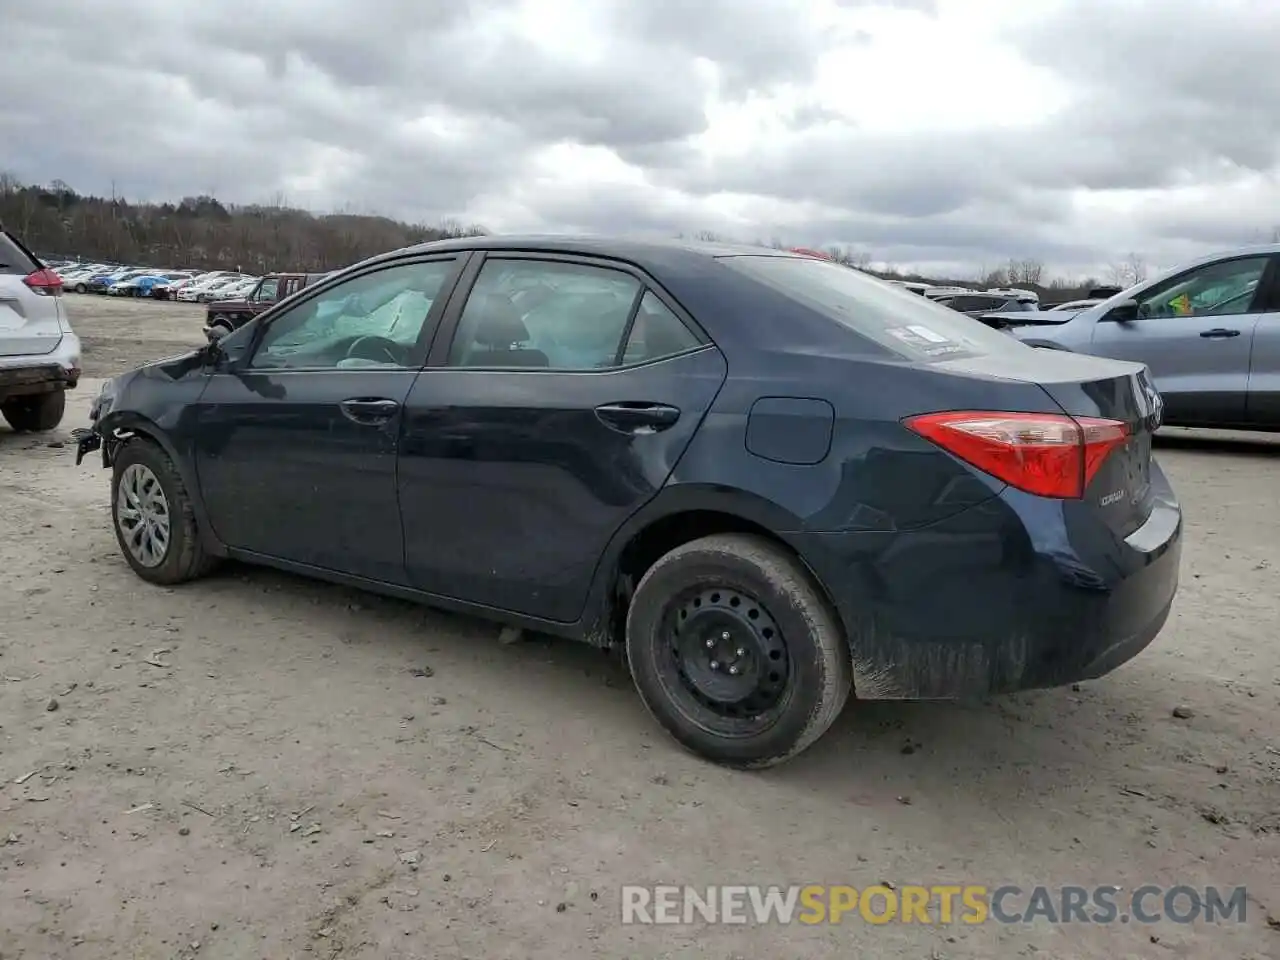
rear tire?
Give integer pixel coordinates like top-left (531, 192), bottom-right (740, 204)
top-left (111, 439), bottom-right (219, 585)
top-left (2, 390), bottom-right (66, 432)
top-left (625, 533), bottom-right (852, 768)
top-left (74, 282), bottom-right (87, 293)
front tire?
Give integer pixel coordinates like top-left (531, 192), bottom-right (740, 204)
top-left (74, 282), bottom-right (87, 293)
top-left (2, 390), bottom-right (66, 432)
top-left (111, 439), bottom-right (218, 585)
top-left (625, 533), bottom-right (852, 768)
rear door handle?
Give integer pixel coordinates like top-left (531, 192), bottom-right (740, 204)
top-left (1200, 328), bottom-right (1241, 338)
top-left (594, 401), bottom-right (681, 433)
top-left (339, 397), bottom-right (400, 424)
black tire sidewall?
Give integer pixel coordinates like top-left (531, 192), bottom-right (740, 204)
top-left (110, 442), bottom-right (192, 583)
top-left (1, 390), bottom-right (65, 432)
top-left (627, 540), bottom-right (845, 767)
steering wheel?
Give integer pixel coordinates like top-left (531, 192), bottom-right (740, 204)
top-left (345, 335), bottom-right (402, 364)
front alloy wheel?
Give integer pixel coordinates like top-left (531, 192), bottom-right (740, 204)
top-left (115, 463), bottom-right (170, 567)
top-left (110, 439), bottom-right (219, 584)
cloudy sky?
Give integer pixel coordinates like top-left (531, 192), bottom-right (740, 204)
top-left (3, 0), bottom-right (1279, 279)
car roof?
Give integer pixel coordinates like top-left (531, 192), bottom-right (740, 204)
top-left (387, 234), bottom-right (800, 268)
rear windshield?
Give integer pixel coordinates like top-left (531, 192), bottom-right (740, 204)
top-left (719, 255), bottom-right (1026, 361)
top-left (0, 230), bottom-right (41, 276)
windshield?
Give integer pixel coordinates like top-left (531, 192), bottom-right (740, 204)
top-left (720, 255), bottom-right (1028, 361)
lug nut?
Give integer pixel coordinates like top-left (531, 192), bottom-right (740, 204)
top-left (735, 648), bottom-right (745, 657)
top-left (709, 660), bottom-right (720, 670)
top-left (705, 638), bottom-right (716, 649)
top-left (728, 666), bottom-right (740, 676)
top-left (721, 631), bottom-right (731, 641)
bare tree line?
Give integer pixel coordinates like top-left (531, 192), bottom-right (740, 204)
top-left (0, 175), bottom-right (488, 272)
top-left (9, 175), bottom-right (1260, 299)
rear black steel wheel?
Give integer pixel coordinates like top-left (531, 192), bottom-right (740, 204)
top-left (626, 533), bottom-right (851, 768)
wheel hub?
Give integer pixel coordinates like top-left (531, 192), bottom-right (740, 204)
top-left (116, 463), bottom-right (171, 568)
top-left (669, 587), bottom-right (789, 718)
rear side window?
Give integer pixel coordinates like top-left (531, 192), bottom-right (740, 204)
top-left (0, 231), bottom-right (42, 276)
top-left (620, 291), bottom-right (702, 364)
top-left (448, 258), bottom-right (643, 369)
top-left (720, 255), bottom-right (1026, 361)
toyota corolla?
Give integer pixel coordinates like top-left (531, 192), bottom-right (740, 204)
top-left (72, 236), bottom-right (1182, 768)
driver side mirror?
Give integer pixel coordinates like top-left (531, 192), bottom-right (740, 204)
top-left (1103, 298), bottom-right (1140, 323)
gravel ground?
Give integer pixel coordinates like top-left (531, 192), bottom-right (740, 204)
top-left (1, 297), bottom-right (1278, 959)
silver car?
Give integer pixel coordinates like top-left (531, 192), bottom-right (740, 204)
top-left (0, 229), bottom-right (81, 431)
top-left (999, 245), bottom-right (1280, 430)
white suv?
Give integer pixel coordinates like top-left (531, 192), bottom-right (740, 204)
top-left (0, 228), bottom-right (81, 432)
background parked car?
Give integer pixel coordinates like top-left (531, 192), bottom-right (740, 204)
top-left (205, 272), bottom-right (325, 333)
top-left (1048, 298), bottom-right (1105, 312)
top-left (0, 227), bottom-right (80, 432)
top-left (56, 264), bottom-right (108, 292)
top-left (151, 276), bottom-right (199, 300)
top-left (180, 273), bottom-right (249, 302)
top-left (932, 291), bottom-right (1040, 315)
top-left (108, 273), bottom-right (188, 297)
top-left (87, 268), bottom-right (152, 294)
top-left (997, 245), bottom-right (1280, 430)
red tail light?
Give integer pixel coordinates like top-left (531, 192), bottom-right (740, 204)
top-left (23, 268), bottom-right (63, 296)
top-left (904, 411), bottom-right (1128, 499)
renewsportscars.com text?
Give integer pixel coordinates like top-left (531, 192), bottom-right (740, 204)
top-left (621, 884), bottom-right (1248, 925)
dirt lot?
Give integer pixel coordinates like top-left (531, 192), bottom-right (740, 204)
top-left (2, 296), bottom-right (1278, 959)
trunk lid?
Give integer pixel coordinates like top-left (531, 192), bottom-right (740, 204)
top-left (935, 349), bottom-right (1160, 537)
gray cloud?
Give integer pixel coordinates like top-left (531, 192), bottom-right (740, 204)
top-left (1, 0), bottom-right (1277, 276)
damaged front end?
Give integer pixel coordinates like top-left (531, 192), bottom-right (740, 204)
top-left (71, 378), bottom-right (130, 467)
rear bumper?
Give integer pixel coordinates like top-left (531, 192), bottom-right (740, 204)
top-left (792, 462), bottom-right (1182, 700)
top-left (0, 334), bottom-right (82, 395)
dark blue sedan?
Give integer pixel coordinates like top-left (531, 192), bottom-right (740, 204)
top-left (72, 237), bottom-right (1182, 768)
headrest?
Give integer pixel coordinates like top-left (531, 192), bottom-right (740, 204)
top-left (470, 293), bottom-right (529, 347)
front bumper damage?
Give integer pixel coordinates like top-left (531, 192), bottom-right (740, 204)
top-left (71, 426), bottom-right (102, 466)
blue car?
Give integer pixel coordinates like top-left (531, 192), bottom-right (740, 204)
top-left (71, 237), bottom-right (1182, 767)
top-left (108, 274), bottom-right (187, 297)
top-left (87, 268), bottom-right (150, 294)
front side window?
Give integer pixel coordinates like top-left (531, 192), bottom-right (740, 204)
top-left (1135, 256), bottom-right (1269, 319)
top-left (448, 259), bottom-right (642, 369)
top-left (249, 259), bottom-right (456, 370)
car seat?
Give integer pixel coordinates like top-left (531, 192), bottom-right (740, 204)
top-left (454, 292), bottom-right (550, 367)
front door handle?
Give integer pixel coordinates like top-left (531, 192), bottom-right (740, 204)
top-left (339, 397), bottom-right (400, 424)
top-left (594, 401), bottom-right (681, 433)
top-left (1200, 328), bottom-right (1241, 338)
